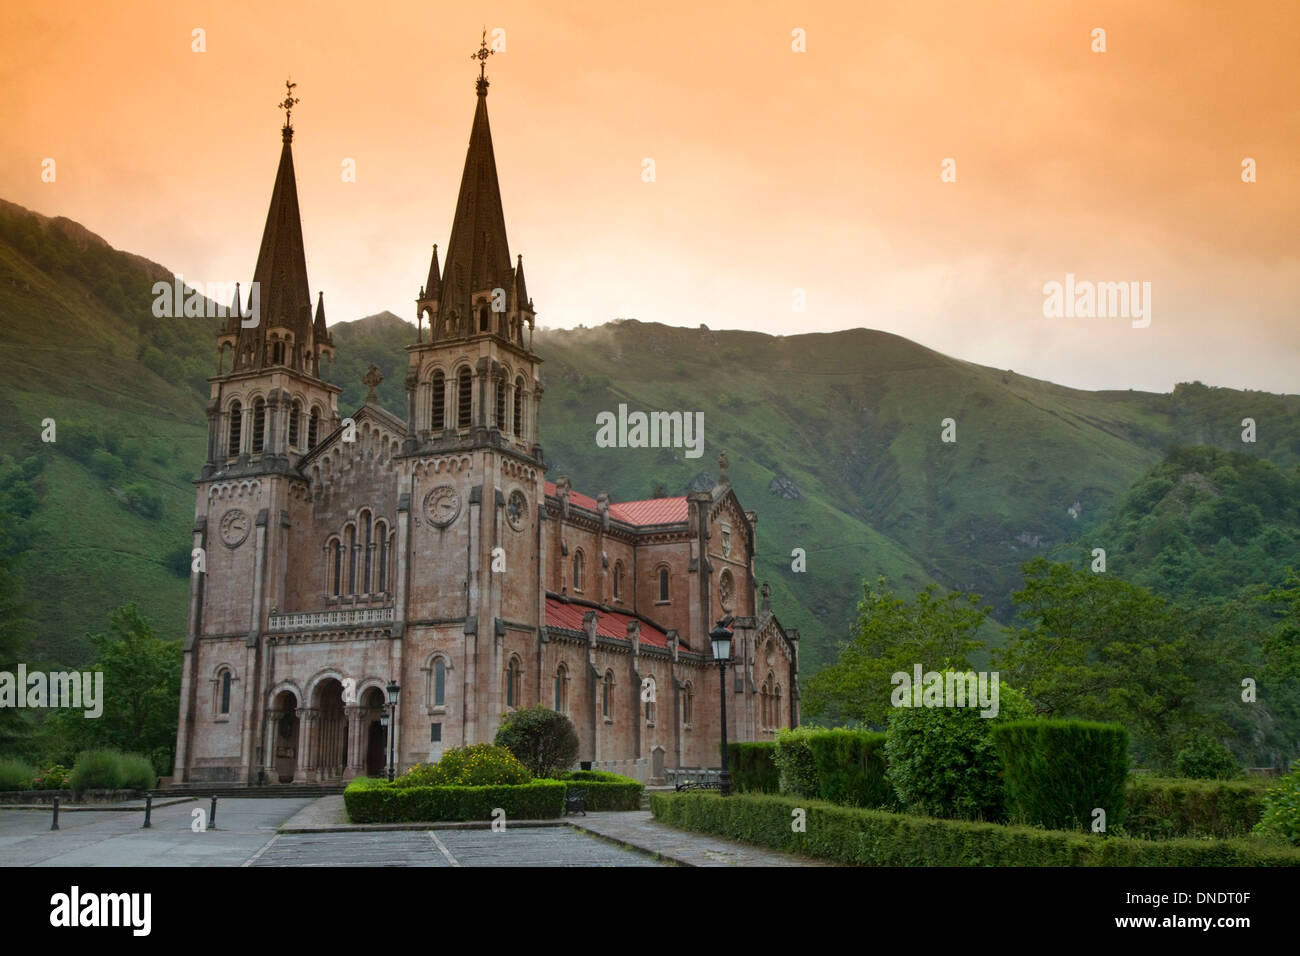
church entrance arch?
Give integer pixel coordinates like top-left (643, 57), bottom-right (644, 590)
top-left (362, 687), bottom-right (387, 777)
top-left (313, 678), bottom-right (348, 782)
top-left (272, 690), bottom-right (298, 784)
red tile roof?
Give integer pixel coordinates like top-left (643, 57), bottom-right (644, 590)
top-left (544, 596), bottom-right (681, 649)
top-left (544, 481), bottom-right (688, 526)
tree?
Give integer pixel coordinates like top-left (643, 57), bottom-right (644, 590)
top-left (802, 578), bottom-right (990, 728)
top-left (46, 604), bottom-right (181, 773)
top-left (493, 705), bottom-right (579, 777)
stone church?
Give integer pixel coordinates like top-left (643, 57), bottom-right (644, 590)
top-left (173, 56), bottom-right (799, 786)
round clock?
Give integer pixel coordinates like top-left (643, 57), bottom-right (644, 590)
top-left (423, 485), bottom-right (461, 528)
top-left (219, 508), bottom-right (250, 548)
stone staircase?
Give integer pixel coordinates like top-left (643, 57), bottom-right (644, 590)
top-left (163, 782), bottom-right (345, 799)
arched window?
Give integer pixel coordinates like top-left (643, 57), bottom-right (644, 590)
top-left (227, 401), bottom-right (242, 457)
top-left (774, 684), bottom-right (783, 728)
top-left (643, 676), bottom-right (656, 724)
top-left (377, 522), bottom-right (389, 593)
top-left (572, 550), bottom-right (584, 592)
top-left (554, 663), bottom-right (568, 714)
top-left (308, 407), bottom-right (319, 449)
top-left (457, 367), bottom-right (472, 428)
top-left (272, 338), bottom-right (285, 365)
top-left (682, 682), bottom-right (694, 726)
top-left (361, 511), bottom-right (373, 594)
top-left (252, 398), bottom-right (266, 453)
top-left (762, 674), bottom-right (774, 728)
top-left (613, 561), bottom-right (624, 601)
top-left (346, 524), bottom-right (357, 595)
top-left (330, 538), bottom-right (341, 597)
top-left (495, 376), bottom-right (506, 429)
top-left (506, 657), bottom-right (521, 708)
top-left (288, 399), bottom-right (301, 448)
top-left (658, 567), bottom-right (670, 602)
top-left (219, 670), bottom-right (232, 715)
top-left (513, 376), bottom-right (525, 437)
top-left (434, 658), bottom-right (446, 707)
top-left (602, 670), bottom-right (614, 719)
top-left (431, 370), bottom-right (445, 431)
top-left (478, 304), bottom-right (490, 332)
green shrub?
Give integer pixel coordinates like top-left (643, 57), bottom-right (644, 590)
top-left (806, 728), bottom-right (894, 808)
top-left (884, 674), bottom-right (1034, 821)
top-left (649, 791), bottom-right (1300, 867)
top-left (559, 771), bottom-right (643, 811)
top-left (393, 744), bottom-right (530, 788)
top-left (0, 759), bottom-right (37, 790)
top-left (34, 764), bottom-right (70, 790)
top-left (345, 776), bottom-right (566, 823)
top-left (123, 484), bottom-right (163, 519)
top-left (993, 720), bottom-right (1128, 831)
top-left (1173, 737), bottom-right (1241, 780)
top-left (119, 753), bottom-right (157, 791)
top-left (494, 706), bottom-right (579, 778)
top-left (69, 750), bottom-right (124, 790)
top-left (89, 449), bottom-right (124, 482)
top-left (1127, 776), bottom-right (1268, 839)
top-left (726, 742), bottom-right (779, 793)
top-left (773, 727), bottom-right (818, 797)
top-left (1255, 760), bottom-right (1300, 846)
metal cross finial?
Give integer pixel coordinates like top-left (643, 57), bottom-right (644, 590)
top-left (472, 28), bottom-right (494, 83)
top-left (279, 78), bottom-right (300, 128)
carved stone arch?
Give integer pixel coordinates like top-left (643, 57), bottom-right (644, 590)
top-left (304, 667), bottom-right (349, 705)
top-left (266, 680), bottom-right (303, 709)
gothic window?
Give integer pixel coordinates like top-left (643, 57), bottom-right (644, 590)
top-left (346, 524), bottom-right (357, 595)
top-left (657, 567), bottom-right (670, 603)
top-left (506, 656), bottom-right (522, 708)
top-left (431, 370), bottom-right (445, 431)
top-left (377, 522), bottom-right (389, 593)
top-left (219, 669), bottom-right (232, 715)
top-left (308, 407), bottom-right (319, 449)
top-left (271, 338), bottom-right (285, 365)
top-left (227, 401), bottom-right (242, 456)
top-left (613, 561), bottom-right (624, 601)
top-left (362, 511), bottom-right (373, 594)
top-left (495, 377), bottom-right (506, 429)
top-left (572, 550), bottom-right (585, 592)
top-left (457, 367), bottom-right (472, 428)
top-left (330, 538), bottom-right (341, 597)
top-left (602, 670), bottom-right (614, 719)
top-left (554, 663), bottom-right (568, 714)
top-left (434, 658), bottom-right (446, 707)
top-left (478, 304), bottom-right (490, 333)
top-left (252, 398), bottom-right (266, 453)
top-left (775, 684), bottom-right (783, 727)
top-left (644, 676), bottom-right (656, 725)
top-left (513, 376), bottom-right (525, 437)
top-left (682, 682), bottom-right (694, 727)
top-left (288, 400), bottom-right (301, 448)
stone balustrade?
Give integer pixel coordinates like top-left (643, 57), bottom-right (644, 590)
top-left (266, 606), bottom-right (395, 632)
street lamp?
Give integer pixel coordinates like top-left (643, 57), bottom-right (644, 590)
top-left (710, 617), bottom-right (734, 797)
top-left (385, 680), bottom-right (401, 782)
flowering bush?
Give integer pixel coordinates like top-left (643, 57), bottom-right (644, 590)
top-left (34, 764), bottom-right (70, 790)
top-left (1254, 760), bottom-right (1300, 846)
top-left (394, 744), bottom-right (531, 788)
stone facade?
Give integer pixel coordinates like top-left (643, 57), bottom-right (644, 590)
top-left (173, 66), bottom-right (799, 786)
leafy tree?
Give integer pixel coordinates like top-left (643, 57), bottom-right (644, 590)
top-left (803, 578), bottom-right (989, 727)
top-left (0, 519), bottom-right (33, 753)
top-left (46, 604), bottom-right (181, 774)
top-left (493, 705), bottom-right (580, 777)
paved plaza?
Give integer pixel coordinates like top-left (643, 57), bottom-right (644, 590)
top-left (0, 796), bottom-right (823, 867)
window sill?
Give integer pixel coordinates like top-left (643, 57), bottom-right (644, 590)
top-left (603, 717), bottom-right (613, 725)
top-left (427, 706), bottom-right (447, 716)
top-left (653, 600), bottom-right (670, 606)
top-left (214, 715), bottom-right (231, 723)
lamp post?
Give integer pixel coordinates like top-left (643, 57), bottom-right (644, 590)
top-left (710, 617), bottom-right (734, 797)
top-left (385, 680), bottom-right (401, 782)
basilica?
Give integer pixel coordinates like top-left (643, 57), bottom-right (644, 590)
top-left (172, 52), bottom-right (799, 785)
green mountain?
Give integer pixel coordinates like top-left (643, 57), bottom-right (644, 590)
top-left (2, 198), bottom-right (1298, 675)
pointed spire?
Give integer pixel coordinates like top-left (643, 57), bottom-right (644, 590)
top-left (224, 282), bottom-right (243, 334)
top-left (424, 244), bottom-right (441, 301)
top-left (513, 253), bottom-right (528, 309)
top-left (233, 80), bottom-right (314, 373)
top-left (314, 291), bottom-right (329, 343)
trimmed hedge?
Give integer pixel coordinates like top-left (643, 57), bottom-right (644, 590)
top-left (1126, 776), bottom-right (1268, 840)
top-left (67, 750), bottom-right (156, 792)
top-left (993, 720), bottom-right (1129, 831)
top-left (726, 742), bottom-right (779, 793)
top-left (0, 759), bottom-right (36, 791)
top-left (558, 771), bottom-right (644, 811)
top-left (649, 791), bottom-right (1300, 867)
top-left (772, 728), bottom-right (895, 807)
top-left (345, 776), bottom-right (566, 823)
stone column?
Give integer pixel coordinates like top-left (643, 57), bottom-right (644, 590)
top-left (344, 704), bottom-right (364, 780)
top-left (295, 707), bottom-right (318, 783)
top-left (262, 708), bottom-right (282, 783)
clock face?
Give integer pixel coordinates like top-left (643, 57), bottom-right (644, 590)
top-left (507, 490), bottom-right (528, 531)
top-left (219, 508), bottom-right (250, 548)
top-left (423, 486), bottom-right (461, 528)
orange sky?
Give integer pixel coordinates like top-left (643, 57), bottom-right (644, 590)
top-left (1, 0), bottom-right (1296, 393)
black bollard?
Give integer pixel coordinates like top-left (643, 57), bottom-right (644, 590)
top-left (209, 795), bottom-right (217, 830)
top-left (142, 792), bottom-right (152, 829)
top-left (51, 795), bottom-right (60, 831)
